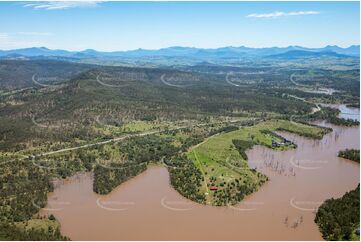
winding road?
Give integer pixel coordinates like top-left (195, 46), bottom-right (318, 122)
top-left (287, 94), bottom-right (321, 114)
top-left (39, 130), bottom-right (165, 157)
top-left (33, 119), bottom-right (244, 158)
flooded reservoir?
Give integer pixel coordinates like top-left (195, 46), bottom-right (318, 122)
top-left (320, 104), bottom-right (360, 121)
top-left (41, 120), bottom-right (360, 240)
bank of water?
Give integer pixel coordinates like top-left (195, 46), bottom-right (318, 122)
top-left (41, 122), bottom-right (359, 240)
top-left (320, 103), bottom-right (360, 121)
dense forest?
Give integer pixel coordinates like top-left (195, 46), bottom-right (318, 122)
top-left (0, 158), bottom-right (69, 240)
top-left (315, 185), bottom-right (360, 241)
top-left (0, 222), bottom-right (68, 241)
top-left (0, 159), bottom-right (52, 222)
top-left (93, 162), bottom-right (147, 194)
top-left (338, 149), bottom-right (360, 163)
top-left (93, 134), bottom-right (181, 194)
top-left (166, 156), bottom-right (206, 204)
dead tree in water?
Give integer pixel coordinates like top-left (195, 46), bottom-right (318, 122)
top-left (284, 216), bottom-right (289, 227)
top-left (291, 220), bottom-right (299, 229)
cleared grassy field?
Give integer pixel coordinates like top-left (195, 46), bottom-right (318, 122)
top-left (15, 218), bottom-right (60, 233)
top-left (187, 120), bottom-right (329, 205)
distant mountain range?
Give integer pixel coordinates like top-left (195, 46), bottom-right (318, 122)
top-left (267, 50), bottom-right (352, 59)
top-left (0, 45), bottom-right (359, 59)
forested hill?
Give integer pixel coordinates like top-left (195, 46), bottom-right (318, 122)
top-left (0, 60), bottom-right (94, 89)
top-left (0, 57), bottom-right (358, 153)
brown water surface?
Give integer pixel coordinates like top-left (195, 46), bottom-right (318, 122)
top-left (42, 122), bottom-right (360, 240)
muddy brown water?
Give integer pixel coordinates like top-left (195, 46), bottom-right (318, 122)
top-left (41, 121), bottom-right (360, 241)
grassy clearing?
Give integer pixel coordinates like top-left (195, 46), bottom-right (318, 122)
top-left (187, 119), bottom-right (329, 205)
top-left (15, 218), bottom-right (60, 232)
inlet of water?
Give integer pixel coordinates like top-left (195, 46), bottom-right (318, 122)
top-left (41, 122), bottom-right (360, 240)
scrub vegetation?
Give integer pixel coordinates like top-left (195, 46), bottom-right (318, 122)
top-left (0, 53), bottom-right (359, 239)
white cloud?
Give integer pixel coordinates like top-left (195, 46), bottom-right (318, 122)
top-left (22, 1), bottom-right (102, 10)
top-left (247, 11), bottom-right (320, 19)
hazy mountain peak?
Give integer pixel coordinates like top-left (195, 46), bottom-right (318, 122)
top-left (0, 45), bottom-right (359, 58)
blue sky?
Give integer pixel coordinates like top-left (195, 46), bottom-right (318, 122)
top-left (0, 1), bottom-right (359, 51)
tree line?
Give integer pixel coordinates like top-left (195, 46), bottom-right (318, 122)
top-left (315, 185), bottom-right (360, 241)
top-left (338, 149), bottom-right (360, 163)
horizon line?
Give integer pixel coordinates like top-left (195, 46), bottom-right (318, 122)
top-left (0, 44), bottom-right (360, 53)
